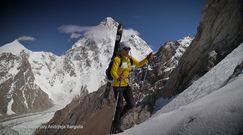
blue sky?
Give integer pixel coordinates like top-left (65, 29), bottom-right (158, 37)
top-left (0, 0), bottom-right (204, 55)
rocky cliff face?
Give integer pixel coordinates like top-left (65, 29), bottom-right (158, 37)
top-left (35, 85), bottom-right (113, 135)
top-left (0, 51), bottom-right (53, 115)
top-left (162, 0), bottom-right (243, 97)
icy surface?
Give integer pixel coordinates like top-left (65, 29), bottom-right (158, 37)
top-left (0, 105), bottom-right (62, 135)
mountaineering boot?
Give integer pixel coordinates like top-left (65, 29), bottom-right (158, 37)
top-left (111, 126), bottom-right (124, 134)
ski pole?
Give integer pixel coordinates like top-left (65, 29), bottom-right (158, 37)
top-left (109, 92), bottom-right (120, 135)
top-left (140, 63), bottom-right (149, 90)
top-left (143, 64), bottom-right (149, 82)
top-left (140, 53), bottom-right (154, 90)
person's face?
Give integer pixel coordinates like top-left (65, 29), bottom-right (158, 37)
top-left (121, 47), bottom-right (130, 56)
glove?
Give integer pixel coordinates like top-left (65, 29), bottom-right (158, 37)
top-left (117, 76), bottom-right (128, 83)
top-left (117, 76), bottom-right (123, 82)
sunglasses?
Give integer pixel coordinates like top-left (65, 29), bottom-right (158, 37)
top-left (123, 47), bottom-right (131, 51)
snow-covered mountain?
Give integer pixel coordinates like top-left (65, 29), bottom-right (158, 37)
top-left (149, 36), bottom-right (193, 86)
top-left (0, 40), bottom-right (31, 55)
top-left (119, 42), bottom-right (243, 135)
top-left (0, 17), bottom-right (152, 116)
top-left (128, 36), bottom-right (193, 106)
top-left (0, 49), bottom-right (52, 116)
top-left (29, 17), bottom-right (152, 106)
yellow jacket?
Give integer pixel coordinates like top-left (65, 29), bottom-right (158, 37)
top-left (111, 55), bottom-right (148, 87)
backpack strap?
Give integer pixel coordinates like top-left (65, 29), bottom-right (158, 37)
top-left (117, 54), bottom-right (133, 67)
top-left (118, 55), bottom-right (122, 67)
top-left (130, 57), bottom-right (133, 65)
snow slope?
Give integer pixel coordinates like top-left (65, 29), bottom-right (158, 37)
top-left (119, 43), bottom-right (243, 135)
top-left (158, 43), bottom-right (243, 114)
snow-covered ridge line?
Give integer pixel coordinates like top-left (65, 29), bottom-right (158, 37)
top-left (0, 40), bottom-right (31, 55)
top-left (158, 43), bottom-right (243, 114)
top-left (164, 36), bottom-right (193, 72)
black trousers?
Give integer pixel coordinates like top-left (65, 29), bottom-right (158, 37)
top-left (113, 86), bottom-right (135, 128)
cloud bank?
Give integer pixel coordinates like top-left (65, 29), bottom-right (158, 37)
top-left (58, 25), bottom-right (95, 34)
top-left (58, 25), bottom-right (95, 39)
top-left (17, 36), bottom-right (36, 41)
top-left (58, 24), bottom-right (140, 40)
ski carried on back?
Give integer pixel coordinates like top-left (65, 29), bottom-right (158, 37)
top-left (105, 23), bottom-right (123, 81)
top-left (112, 23), bottom-right (123, 59)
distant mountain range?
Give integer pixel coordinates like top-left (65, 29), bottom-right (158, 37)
top-left (0, 17), bottom-right (154, 116)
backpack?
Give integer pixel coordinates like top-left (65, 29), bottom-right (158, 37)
top-left (105, 55), bottom-right (133, 81)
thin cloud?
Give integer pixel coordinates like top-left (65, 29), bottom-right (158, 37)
top-left (58, 25), bottom-right (95, 39)
top-left (122, 29), bottom-right (140, 40)
top-left (17, 36), bottom-right (36, 41)
top-left (58, 24), bottom-right (140, 40)
top-left (124, 29), bottom-right (140, 36)
top-left (58, 25), bottom-right (94, 34)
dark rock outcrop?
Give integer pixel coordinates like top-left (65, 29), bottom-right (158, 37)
top-left (162, 0), bottom-right (243, 97)
top-left (225, 61), bottom-right (243, 85)
top-left (35, 85), bottom-right (114, 135)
